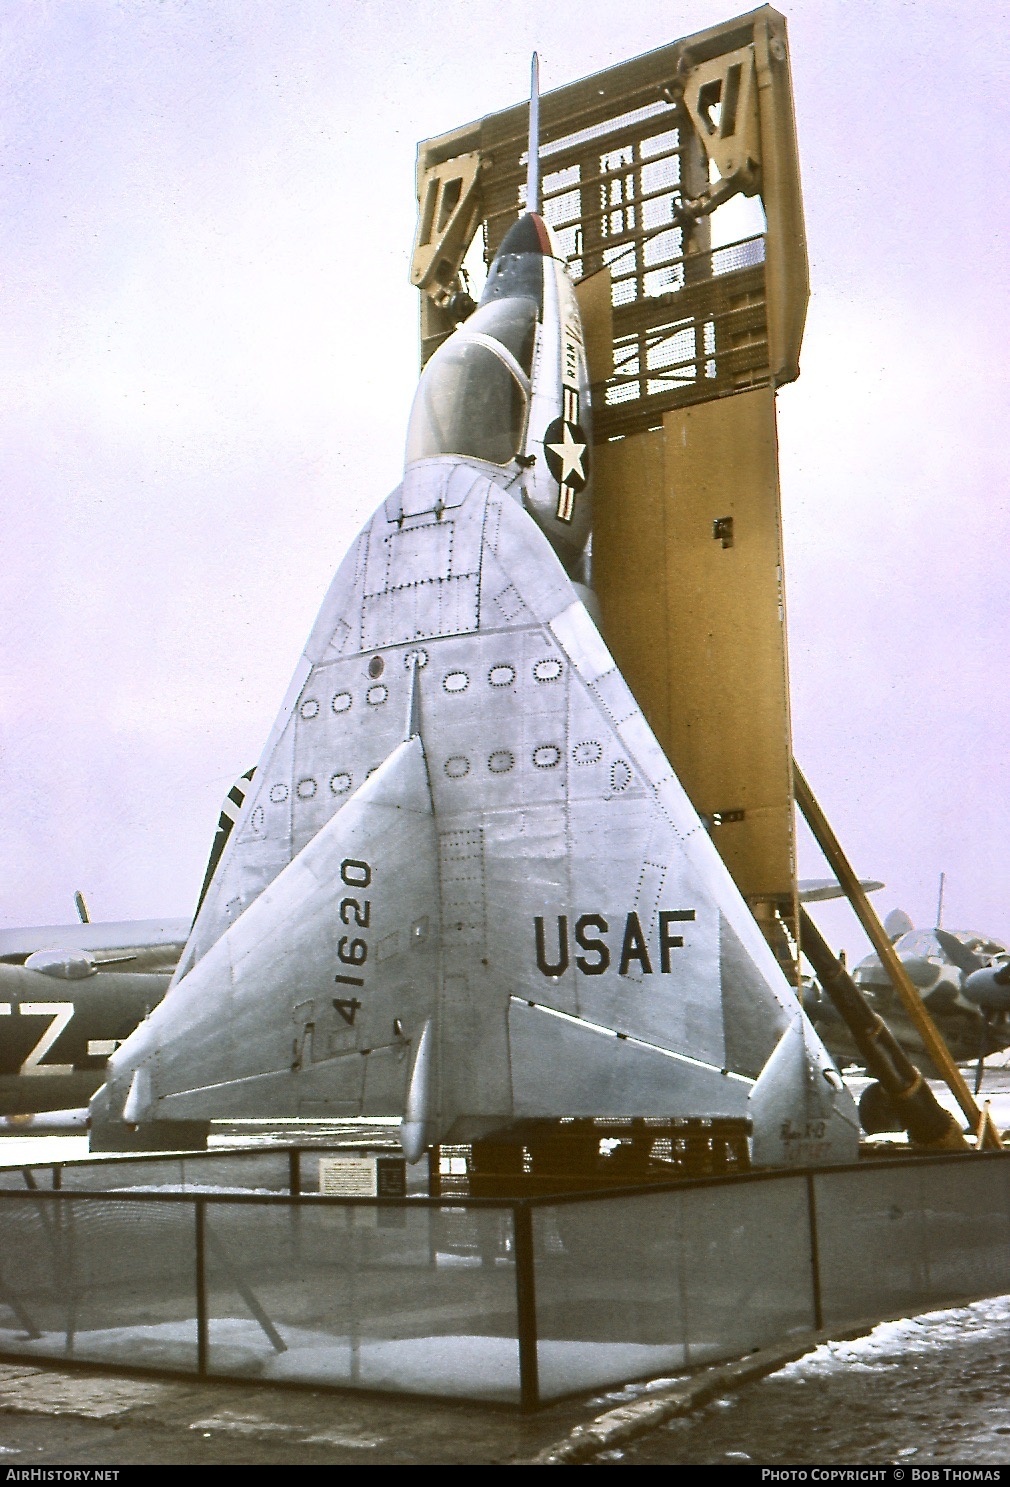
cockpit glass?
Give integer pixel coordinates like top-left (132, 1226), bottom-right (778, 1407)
top-left (405, 298), bottom-right (537, 468)
top-left (899, 931), bottom-right (939, 957)
top-left (469, 298), bottom-right (537, 376)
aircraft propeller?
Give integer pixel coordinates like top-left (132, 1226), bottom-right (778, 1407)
top-left (934, 928), bottom-right (1010, 1094)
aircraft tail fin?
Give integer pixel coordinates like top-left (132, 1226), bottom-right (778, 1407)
top-left (90, 734), bottom-right (441, 1147)
top-left (527, 52), bottom-right (540, 214)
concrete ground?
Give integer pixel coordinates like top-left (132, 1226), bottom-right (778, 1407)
top-left (4, 1297), bottom-right (1010, 1467)
top-left (615, 1295), bottom-right (1010, 1468)
top-left (0, 1355), bottom-right (604, 1465)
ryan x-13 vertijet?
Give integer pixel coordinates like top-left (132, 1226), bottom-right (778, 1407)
top-left (88, 59), bottom-right (859, 1166)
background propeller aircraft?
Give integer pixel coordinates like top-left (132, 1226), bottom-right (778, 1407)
top-left (0, 908), bottom-right (184, 1117)
top-left (803, 906), bottom-right (1010, 1081)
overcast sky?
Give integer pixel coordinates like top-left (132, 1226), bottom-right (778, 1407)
top-left (1, 0), bottom-right (1007, 965)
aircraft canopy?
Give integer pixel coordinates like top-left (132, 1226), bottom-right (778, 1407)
top-left (405, 298), bottom-right (536, 468)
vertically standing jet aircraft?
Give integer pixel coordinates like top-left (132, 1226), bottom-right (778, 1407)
top-left (89, 59), bottom-right (858, 1167)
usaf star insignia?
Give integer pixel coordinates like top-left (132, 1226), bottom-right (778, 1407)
top-left (543, 387), bottom-right (589, 523)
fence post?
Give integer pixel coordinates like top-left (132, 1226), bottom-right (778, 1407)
top-left (514, 1202), bottom-right (540, 1411)
top-left (806, 1172), bottom-right (824, 1331)
top-left (290, 1149), bottom-right (304, 1264)
top-left (195, 1197), bottom-right (208, 1376)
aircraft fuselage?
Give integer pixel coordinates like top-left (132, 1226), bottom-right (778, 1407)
top-left (0, 963), bottom-right (170, 1115)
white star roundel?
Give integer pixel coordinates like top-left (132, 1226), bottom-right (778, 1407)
top-left (543, 416), bottom-right (590, 493)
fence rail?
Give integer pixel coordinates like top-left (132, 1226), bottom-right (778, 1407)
top-left (0, 1146), bottom-right (1008, 1409)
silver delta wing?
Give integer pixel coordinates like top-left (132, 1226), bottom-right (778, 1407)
top-left (92, 468), bottom-right (857, 1163)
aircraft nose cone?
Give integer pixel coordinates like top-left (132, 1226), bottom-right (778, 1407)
top-left (494, 212), bottom-right (552, 259)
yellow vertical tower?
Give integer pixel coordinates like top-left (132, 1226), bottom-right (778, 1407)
top-left (594, 389), bottom-right (795, 969)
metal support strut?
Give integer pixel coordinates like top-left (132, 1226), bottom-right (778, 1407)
top-left (799, 907), bottom-right (967, 1150)
top-left (793, 761), bottom-right (1001, 1151)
